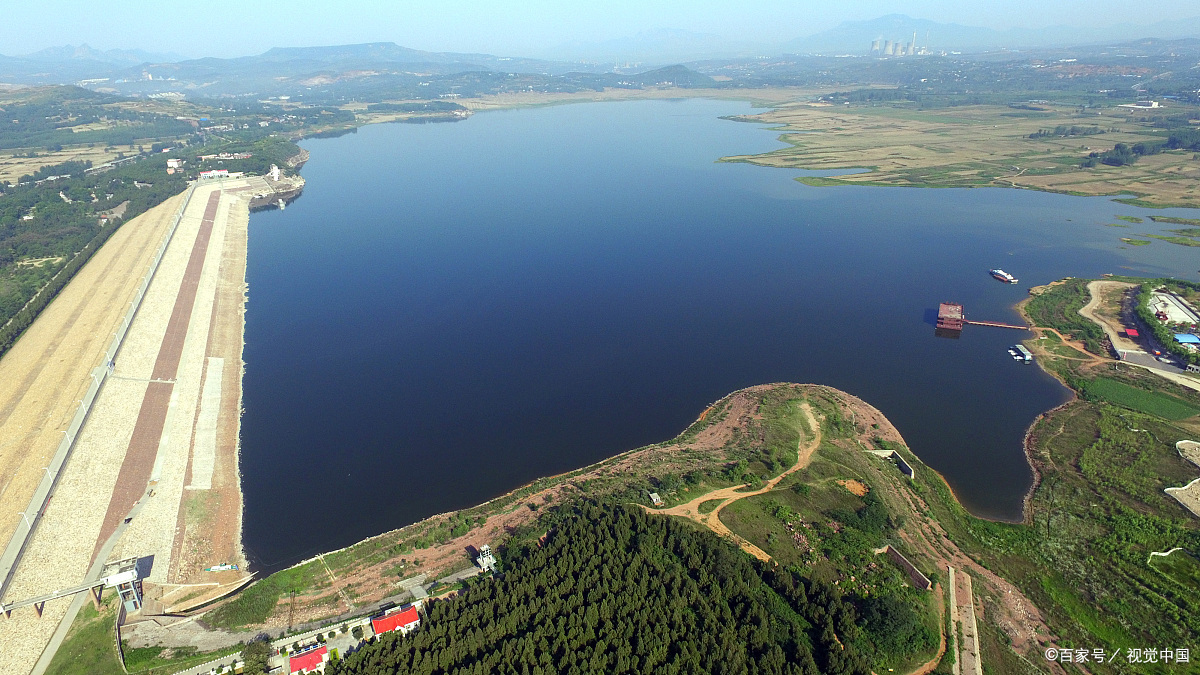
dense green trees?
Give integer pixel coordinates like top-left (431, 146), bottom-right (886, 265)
top-left (242, 639), bottom-right (271, 675)
top-left (0, 133), bottom-right (301, 357)
top-left (856, 595), bottom-right (934, 658)
top-left (1134, 281), bottom-right (1200, 366)
top-left (1166, 128), bottom-right (1200, 151)
top-left (1028, 125), bottom-right (1105, 138)
top-left (331, 503), bottom-right (872, 675)
top-left (1080, 141), bottom-right (1166, 168)
top-left (0, 88), bottom-right (193, 150)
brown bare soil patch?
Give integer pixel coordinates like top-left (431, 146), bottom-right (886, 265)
top-left (837, 479), bottom-right (869, 496)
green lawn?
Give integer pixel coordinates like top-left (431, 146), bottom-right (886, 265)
top-left (46, 593), bottom-right (243, 675)
top-left (45, 598), bottom-right (124, 675)
top-left (1082, 377), bottom-right (1200, 420)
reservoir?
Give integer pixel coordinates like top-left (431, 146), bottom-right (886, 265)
top-left (241, 98), bottom-right (1199, 569)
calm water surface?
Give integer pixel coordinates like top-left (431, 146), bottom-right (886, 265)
top-left (242, 99), bottom-right (1200, 569)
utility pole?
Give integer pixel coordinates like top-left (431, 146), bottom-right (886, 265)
top-left (287, 589), bottom-right (296, 631)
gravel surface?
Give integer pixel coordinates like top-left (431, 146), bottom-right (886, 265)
top-left (0, 181), bottom-right (261, 674)
top-left (0, 194), bottom-right (184, 674)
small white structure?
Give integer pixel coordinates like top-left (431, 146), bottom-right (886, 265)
top-left (648, 492), bottom-right (663, 507)
top-left (269, 164), bottom-right (281, 181)
top-left (1118, 100), bottom-right (1161, 108)
top-left (166, 158), bottom-right (183, 169)
top-left (477, 544), bottom-right (497, 572)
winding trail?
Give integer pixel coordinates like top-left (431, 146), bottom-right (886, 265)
top-left (649, 402), bottom-right (821, 563)
top-left (1079, 280), bottom-right (1139, 352)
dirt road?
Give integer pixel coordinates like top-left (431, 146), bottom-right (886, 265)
top-left (652, 402), bottom-right (821, 562)
top-left (954, 570), bottom-right (983, 675)
top-left (1079, 280), bottom-right (1139, 352)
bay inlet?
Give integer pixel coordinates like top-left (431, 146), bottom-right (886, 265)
top-left (240, 98), bottom-right (1199, 570)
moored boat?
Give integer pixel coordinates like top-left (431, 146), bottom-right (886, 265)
top-left (990, 269), bottom-right (1018, 284)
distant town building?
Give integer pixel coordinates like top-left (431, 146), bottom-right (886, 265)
top-left (288, 644), bottom-right (328, 674)
top-left (166, 158), bottom-right (183, 169)
top-left (270, 164), bottom-right (281, 181)
top-left (371, 604), bottom-right (421, 637)
top-left (199, 169), bottom-right (229, 180)
top-left (199, 152), bottom-right (252, 160)
top-left (1118, 100), bottom-right (1161, 108)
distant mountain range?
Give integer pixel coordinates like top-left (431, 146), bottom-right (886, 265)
top-left (22, 43), bottom-right (184, 65)
top-left (5, 13), bottom-right (1200, 93)
top-left (0, 41), bottom-right (612, 92)
top-left (783, 13), bottom-right (1200, 54)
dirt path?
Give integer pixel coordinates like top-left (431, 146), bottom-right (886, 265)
top-left (1030, 326), bottom-right (1109, 365)
top-left (1080, 280), bottom-right (1139, 352)
top-left (1034, 287), bottom-right (1200, 393)
top-left (880, 463), bottom-right (1065, 674)
top-left (652, 402), bottom-right (821, 563)
top-left (955, 570), bottom-right (983, 675)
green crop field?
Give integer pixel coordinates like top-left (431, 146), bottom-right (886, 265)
top-left (1082, 377), bottom-right (1200, 420)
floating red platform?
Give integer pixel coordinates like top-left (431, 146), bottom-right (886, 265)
top-left (937, 302), bottom-right (964, 331)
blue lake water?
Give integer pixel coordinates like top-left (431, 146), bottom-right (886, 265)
top-left (241, 98), bottom-right (1200, 569)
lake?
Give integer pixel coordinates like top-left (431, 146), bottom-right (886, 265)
top-left (241, 98), bottom-right (1199, 569)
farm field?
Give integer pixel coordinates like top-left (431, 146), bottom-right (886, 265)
top-left (723, 103), bottom-right (1200, 207)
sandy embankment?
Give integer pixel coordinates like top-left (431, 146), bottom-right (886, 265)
top-left (0, 194), bottom-right (181, 673)
top-left (0, 177), bottom-right (269, 674)
top-left (1167, 440), bottom-right (1200, 518)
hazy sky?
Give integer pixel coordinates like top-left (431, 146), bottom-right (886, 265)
top-left (2, 0), bottom-right (1198, 58)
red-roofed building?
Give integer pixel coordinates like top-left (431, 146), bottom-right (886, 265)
top-left (288, 645), bottom-right (328, 674)
top-left (1125, 328), bottom-right (1140, 338)
top-left (371, 604), bottom-right (421, 637)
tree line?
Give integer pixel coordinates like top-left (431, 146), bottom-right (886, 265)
top-left (329, 502), bottom-right (874, 675)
